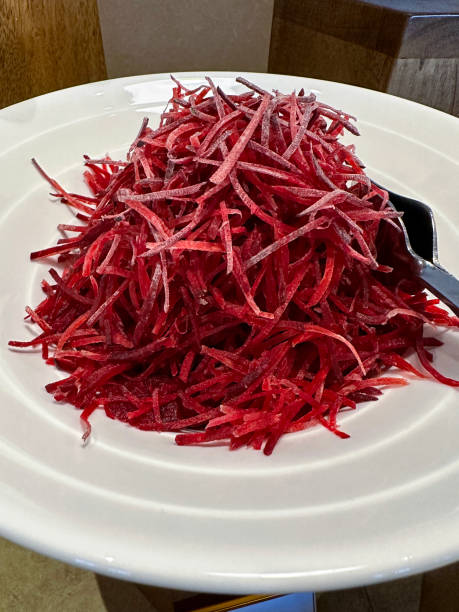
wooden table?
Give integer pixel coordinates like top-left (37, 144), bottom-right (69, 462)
top-left (0, 0), bottom-right (106, 109)
top-left (269, 0), bottom-right (459, 116)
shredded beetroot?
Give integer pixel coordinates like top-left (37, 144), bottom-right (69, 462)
top-left (10, 77), bottom-right (459, 454)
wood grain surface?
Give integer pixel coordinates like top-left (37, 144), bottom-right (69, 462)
top-left (420, 563), bottom-right (459, 612)
top-left (0, 0), bottom-right (106, 109)
top-left (269, 0), bottom-right (459, 116)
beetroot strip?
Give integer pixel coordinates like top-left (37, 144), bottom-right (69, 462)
top-left (210, 94), bottom-right (271, 185)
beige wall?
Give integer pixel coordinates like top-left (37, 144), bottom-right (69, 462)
top-left (97, 0), bottom-right (274, 78)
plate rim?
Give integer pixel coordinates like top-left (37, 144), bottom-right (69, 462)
top-left (1, 70), bottom-right (459, 594)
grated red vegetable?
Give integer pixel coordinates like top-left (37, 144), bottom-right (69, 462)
top-left (10, 77), bottom-right (459, 454)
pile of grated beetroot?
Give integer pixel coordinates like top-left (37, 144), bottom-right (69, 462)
top-left (10, 77), bottom-right (458, 454)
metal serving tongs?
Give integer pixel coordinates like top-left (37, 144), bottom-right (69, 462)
top-left (379, 186), bottom-right (459, 316)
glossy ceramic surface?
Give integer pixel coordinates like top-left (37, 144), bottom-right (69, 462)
top-left (0, 72), bottom-right (458, 593)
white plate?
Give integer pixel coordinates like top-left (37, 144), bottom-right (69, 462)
top-left (1, 72), bottom-right (458, 594)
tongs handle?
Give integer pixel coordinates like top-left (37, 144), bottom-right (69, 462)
top-left (420, 261), bottom-right (459, 317)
